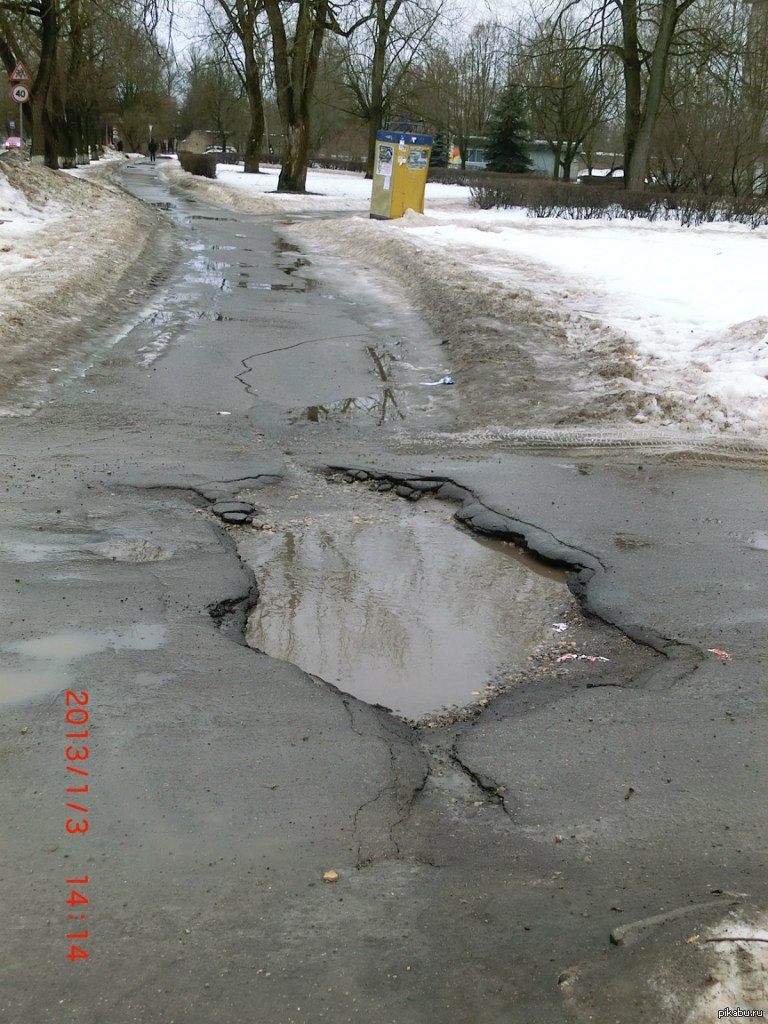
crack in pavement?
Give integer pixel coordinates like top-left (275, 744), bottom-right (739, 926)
top-left (235, 333), bottom-right (371, 397)
top-left (341, 698), bottom-right (430, 868)
top-left (448, 741), bottom-right (516, 822)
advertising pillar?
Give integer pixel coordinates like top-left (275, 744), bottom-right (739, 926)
top-left (370, 129), bottom-right (433, 220)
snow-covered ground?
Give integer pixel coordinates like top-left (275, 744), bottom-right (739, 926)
top-left (163, 160), bottom-right (768, 437)
top-left (2, 153), bottom-right (767, 438)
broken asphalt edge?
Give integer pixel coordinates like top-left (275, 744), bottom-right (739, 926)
top-left (326, 463), bottom-right (704, 691)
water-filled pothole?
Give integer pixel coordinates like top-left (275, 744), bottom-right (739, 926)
top-left (241, 491), bottom-right (571, 721)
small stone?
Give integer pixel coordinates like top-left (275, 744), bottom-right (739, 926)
top-left (211, 501), bottom-right (255, 517)
top-left (221, 512), bottom-right (252, 524)
top-left (405, 480), bottom-right (441, 492)
top-left (355, 471), bottom-right (369, 481)
top-left (323, 870), bottom-right (339, 883)
top-left (395, 485), bottom-right (413, 499)
top-left (554, 835), bottom-right (564, 844)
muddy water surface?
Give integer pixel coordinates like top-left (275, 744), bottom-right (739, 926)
top-left (243, 497), bottom-right (568, 719)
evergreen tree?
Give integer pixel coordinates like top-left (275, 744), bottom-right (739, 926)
top-left (430, 129), bottom-right (450, 168)
top-left (484, 84), bottom-right (531, 173)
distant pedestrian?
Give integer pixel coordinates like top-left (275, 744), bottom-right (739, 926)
top-left (148, 138), bottom-right (157, 162)
top-left (117, 139), bottom-right (124, 155)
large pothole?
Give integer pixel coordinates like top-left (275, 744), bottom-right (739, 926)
top-left (234, 474), bottom-right (587, 722)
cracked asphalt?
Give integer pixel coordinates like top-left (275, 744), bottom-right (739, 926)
top-left (2, 162), bottom-right (767, 1023)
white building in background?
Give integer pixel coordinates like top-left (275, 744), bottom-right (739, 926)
top-left (448, 137), bottom-right (584, 178)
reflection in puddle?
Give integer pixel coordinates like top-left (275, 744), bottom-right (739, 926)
top-left (234, 279), bottom-right (314, 292)
top-left (0, 625), bottom-right (167, 705)
top-left (184, 254), bottom-right (232, 291)
top-left (298, 391), bottom-right (404, 424)
top-left (244, 509), bottom-right (567, 719)
top-left (273, 238), bottom-right (316, 288)
top-left (283, 256), bottom-right (311, 275)
top-left (293, 344), bottom-right (404, 424)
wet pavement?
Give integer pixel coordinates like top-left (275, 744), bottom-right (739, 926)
top-left (2, 161), bottom-right (768, 1023)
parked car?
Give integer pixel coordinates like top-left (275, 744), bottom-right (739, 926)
top-left (2, 136), bottom-right (25, 151)
top-left (205, 145), bottom-right (237, 154)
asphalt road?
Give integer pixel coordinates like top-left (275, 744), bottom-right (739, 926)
top-left (2, 162), bottom-right (767, 1023)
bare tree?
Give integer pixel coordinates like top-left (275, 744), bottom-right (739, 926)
top-left (518, 11), bottom-right (617, 180)
top-left (182, 44), bottom-right (247, 151)
top-left (339, 0), bottom-right (443, 176)
top-left (419, 20), bottom-right (507, 169)
top-left (0, 0), bottom-right (60, 165)
top-left (203, 0), bottom-right (267, 172)
top-left (260, 0), bottom-right (327, 190)
top-left (0, 0), bottom-right (174, 166)
top-left (553, 0), bottom-right (700, 189)
top-left (647, 0), bottom-right (768, 194)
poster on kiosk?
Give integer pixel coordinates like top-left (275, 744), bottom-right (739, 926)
top-left (370, 129), bottom-right (433, 220)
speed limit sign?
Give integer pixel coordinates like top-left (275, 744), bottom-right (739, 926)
top-left (11, 84), bottom-right (30, 103)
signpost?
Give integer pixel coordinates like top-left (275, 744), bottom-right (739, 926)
top-left (8, 60), bottom-right (31, 145)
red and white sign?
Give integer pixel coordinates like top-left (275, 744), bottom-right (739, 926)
top-left (10, 61), bottom-right (31, 82)
top-left (11, 84), bottom-right (30, 103)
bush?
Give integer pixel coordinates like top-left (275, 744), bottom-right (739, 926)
top-left (310, 156), bottom-right (367, 174)
top-left (468, 178), bottom-right (768, 228)
top-left (178, 150), bottom-right (217, 179)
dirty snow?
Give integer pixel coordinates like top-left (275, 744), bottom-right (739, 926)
top-left (650, 910), bottom-right (768, 1023)
top-left (161, 160), bottom-right (768, 438)
top-left (685, 912), bottom-right (768, 1022)
top-left (1, 154), bottom-right (767, 438)
top-left (0, 153), bottom-right (161, 410)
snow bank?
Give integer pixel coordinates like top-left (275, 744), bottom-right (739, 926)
top-left (0, 155), bottom-right (161, 410)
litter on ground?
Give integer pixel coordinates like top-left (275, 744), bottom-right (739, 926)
top-left (707, 647), bottom-right (732, 662)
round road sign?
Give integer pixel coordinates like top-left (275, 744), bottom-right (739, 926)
top-left (11, 84), bottom-right (30, 103)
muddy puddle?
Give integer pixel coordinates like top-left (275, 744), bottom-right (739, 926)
top-left (0, 625), bottom-right (166, 705)
top-left (240, 488), bottom-right (571, 720)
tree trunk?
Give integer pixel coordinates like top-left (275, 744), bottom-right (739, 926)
top-left (264, 0), bottom-right (327, 193)
top-left (621, 0), bottom-right (697, 191)
top-left (365, 44), bottom-right (386, 178)
top-left (60, 0), bottom-right (83, 166)
top-left (365, 0), bottom-right (401, 178)
top-left (30, 0), bottom-right (60, 167)
top-left (243, 50), bottom-right (263, 174)
top-left (278, 122), bottom-right (310, 191)
top-left (626, 0), bottom-right (681, 190)
top-left (551, 140), bottom-right (563, 178)
top-left (562, 146), bottom-right (575, 182)
top-left (620, 0), bottom-right (641, 185)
